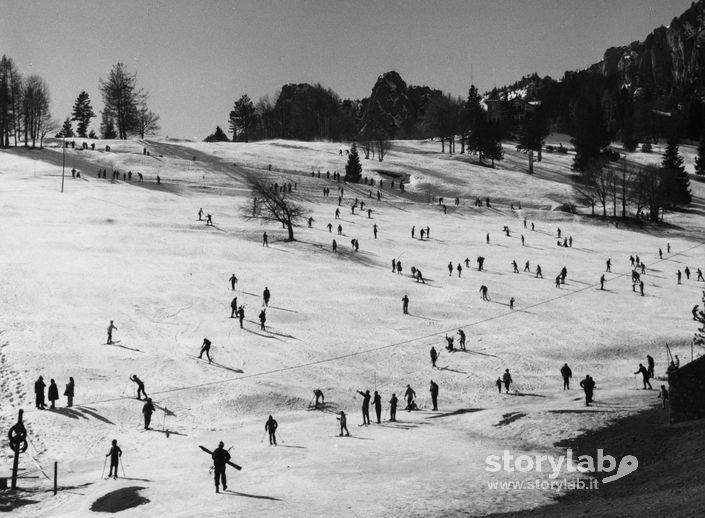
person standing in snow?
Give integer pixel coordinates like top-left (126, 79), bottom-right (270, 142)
top-left (107, 320), bottom-right (117, 344)
top-left (106, 440), bottom-right (122, 479)
top-left (35, 375), bottom-right (46, 409)
top-left (229, 274), bottom-right (238, 291)
top-left (404, 384), bottom-right (416, 411)
top-left (259, 309), bottom-right (266, 330)
top-left (313, 389), bottom-right (325, 408)
top-left (212, 441), bottom-right (231, 492)
top-left (263, 287), bottom-right (271, 307)
top-left (265, 415), bottom-right (278, 445)
top-left (429, 380), bottom-right (439, 411)
top-left (647, 355), bottom-right (655, 379)
top-left (230, 297), bottom-right (238, 318)
top-left (430, 346), bottom-right (438, 368)
top-left (496, 377), bottom-right (503, 393)
top-left (402, 294), bottom-right (409, 315)
top-left (457, 329), bottom-right (466, 350)
top-left (389, 394), bottom-right (398, 422)
top-left (48, 379), bottom-right (59, 409)
top-left (560, 363), bottom-right (572, 390)
top-left (64, 377), bottom-right (75, 407)
top-left (502, 369), bottom-right (512, 393)
top-left (372, 391), bottom-right (382, 423)
top-left (579, 375), bottom-right (595, 406)
top-left (142, 398), bottom-right (156, 429)
top-left (337, 411), bottom-right (350, 436)
top-left (357, 389), bottom-right (371, 425)
top-left (237, 306), bottom-right (245, 328)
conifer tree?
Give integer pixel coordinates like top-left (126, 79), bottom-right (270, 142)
top-left (344, 143), bottom-right (362, 182)
top-left (71, 91), bottom-right (95, 137)
top-left (661, 139), bottom-right (692, 206)
top-left (59, 117), bottom-right (74, 138)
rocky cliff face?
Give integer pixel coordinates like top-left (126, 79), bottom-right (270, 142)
top-left (600, 1), bottom-right (705, 97)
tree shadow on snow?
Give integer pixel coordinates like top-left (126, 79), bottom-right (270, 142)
top-left (52, 406), bottom-right (115, 424)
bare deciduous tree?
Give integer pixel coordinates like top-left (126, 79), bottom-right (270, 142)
top-left (243, 173), bottom-right (306, 241)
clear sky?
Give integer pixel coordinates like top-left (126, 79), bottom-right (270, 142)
top-left (0, 0), bottom-right (694, 140)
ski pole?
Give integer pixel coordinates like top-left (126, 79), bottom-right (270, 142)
top-left (101, 457), bottom-right (107, 479)
top-left (260, 430), bottom-right (267, 443)
top-left (120, 456), bottom-right (126, 478)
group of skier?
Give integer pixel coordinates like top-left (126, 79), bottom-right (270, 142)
top-left (33, 376), bottom-right (75, 409)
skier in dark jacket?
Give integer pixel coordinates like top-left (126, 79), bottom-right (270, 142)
top-left (389, 394), bottom-right (398, 422)
top-left (263, 287), bottom-right (271, 307)
top-left (106, 439), bottom-right (122, 479)
top-left (237, 306), bottom-right (245, 328)
top-left (429, 380), bottom-right (439, 411)
top-left (372, 391), bottom-right (382, 423)
top-left (35, 376), bottom-right (46, 409)
top-left (265, 415), bottom-right (278, 445)
top-left (337, 411), bottom-right (350, 436)
top-left (212, 441), bottom-right (231, 492)
top-left (579, 375), bottom-right (595, 406)
top-left (48, 379), bottom-right (59, 409)
top-left (502, 369), bottom-right (512, 393)
top-left (64, 377), bottom-right (75, 407)
top-left (199, 338), bottom-right (212, 363)
top-left (357, 390), bottom-right (371, 425)
top-left (230, 297), bottom-right (238, 318)
top-left (560, 363), bottom-right (572, 390)
top-left (259, 309), bottom-right (266, 330)
top-left (634, 364), bottom-right (652, 389)
top-left (142, 398), bottom-right (156, 429)
top-left (130, 375), bottom-right (147, 400)
top-left (404, 384), bottom-right (416, 411)
top-left (430, 346), bottom-right (438, 367)
top-left (313, 389), bottom-right (325, 408)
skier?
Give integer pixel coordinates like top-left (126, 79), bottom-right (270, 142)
top-left (579, 375), bottom-right (596, 406)
top-left (263, 287), bottom-right (271, 307)
top-left (142, 398), bottom-right (156, 429)
top-left (229, 274), bottom-right (238, 290)
top-left (486, 233), bottom-right (490, 244)
top-left (647, 355), bottom-right (655, 379)
top-left (129, 375), bottom-right (147, 400)
top-left (430, 346), bottom-right (438, 367)
top-left (479, 285), bottom-right (489, 301)
top-left (600, 275), bottom-right (605, 290)
top-left (496, 377), bottom-right (502, 393)
top-left (337, 224), bottom-right (343, 235)
top-left (521, 234), bottom-right (525, 246)
top-left (107, 320), bottom-right (117, 344)
top-left (429, 380), bottom-right (439, 411)
top-left (389, 394), bottom-right (398, 421)
top-left (373, 224), bottom-right (378, 239)
top-left (206, 214), bottom-right (213, 226)
top-left (502, 369), bottom-right (512, 393)
top-left (560, 363), bottom-right (572, 390)
top-left (555, 275), bottom-right (561, 288)
top-left (392, 259), bottom-right (396, 272)
top-left (337, 411), bottom-right (350, 436)
top-left (106, 440), bottom-right (122, 479)
top-left (265, 415), bottom-right (278, 445)
top-left (535, 265), bottom-right (543, 278)
top-left (259, 309), bottom-right (266, 330)
top-left (510, 297), bottom-right (515, 310)
top-left (357, 389), bottom-right (371, 425)
top-left (48, 379), bottom-right (59, 409)
top-left (64, 377), bottom-right (75, 407)
top-left (313, 389), bottom-right (325, 408)
top-left (635, 364), bottom-right (652, 389)
top-left (477, 256), bottom-right (485, 271)
top-left (524, 260), bottom-right (530, 272)
top-left (457, 329), bottom-right (466, 350)
top-left (685, 266), bottom-right (691, 280)
top-left (639, 280), bottom-right (644, 296)
top-left (457, 263), bottom-right (462, 278)
top-left (512, 260), bottom-right (519, 273)
top-left (411, 226), bottom-right (415, 239)
top-left (212, 441), bottom-right (231, 492)
top-left (404, 384), bottom-right (416, 411)
top-left (415, 269), bottom-right (425, 283)
top-left (402, 294), bottom-right (409, 315)
top-left (677, 270), bottom-right (682, 284)
top-left (230, 297), bottom-right (238, 318)
top-left (237, 306), bottom-right (245, 328)
top-left (659, 248), bottom-right (663, 259)
top-left (327, 222), bottom-right (333, 232)
top-left (426, 226), bottom-right (430, 238)
top-left (199, 338), bottom-right (212, 363)
top-left (697, 268), bottom-right (704, 282)
top-left (445, 335), bottom-right (454, 352)
top-left (606, 259), bottom-right (611, 272)
top-left (448, 262), bottom-right (453, 276)
top-left (262, 232), bottom-right (269, 247)
top-left (198, 208), bottom-right (203, 221)
top-left (35, 375), bottom-right (46, 409)
top-left (372, 391), bottom-right (382, 424)
top-left (396, 261), bottom-right (403, 275)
